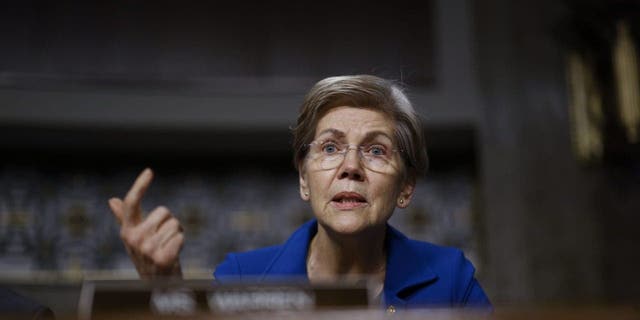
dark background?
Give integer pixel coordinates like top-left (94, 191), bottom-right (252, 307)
top-left (0, 0), bottom-right (639, 312)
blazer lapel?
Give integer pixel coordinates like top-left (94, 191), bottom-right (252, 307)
top-left (383, 225), bottom-right (438, 306)
top-left (258, 220), bottom-right (439, 307)
top-left (260, 219), bottom-right (317, 279)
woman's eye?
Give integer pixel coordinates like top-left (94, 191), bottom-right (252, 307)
top-left (368, 145), bottom-right (387, 156)
top-left (322, 143), bottom-right (338, 154)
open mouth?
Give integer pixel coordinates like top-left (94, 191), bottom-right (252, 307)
top-left (331, 192), bottom-right (367, 209)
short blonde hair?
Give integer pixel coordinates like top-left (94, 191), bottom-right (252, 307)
top-left (291, 75), bottom-right (428, 180)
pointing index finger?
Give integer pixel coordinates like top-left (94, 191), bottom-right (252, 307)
top-left (123, 168), bottom-right (154, 226)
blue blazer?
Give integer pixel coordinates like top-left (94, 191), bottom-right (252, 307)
top-left (214, 219), bottom-right (491, 309)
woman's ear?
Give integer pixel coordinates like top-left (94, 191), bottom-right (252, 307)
top-left (299, 170), bottom-right (310, 201)
top-left (397, 177), bottom-right (416, 208)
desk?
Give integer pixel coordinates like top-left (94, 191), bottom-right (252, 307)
top-left (73, 307), bottom-right (640, 320)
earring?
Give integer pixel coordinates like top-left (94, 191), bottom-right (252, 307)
top-left (399, 199), bottom-right (404, 205)
top-left (304, 192), bottom-right (309, 197)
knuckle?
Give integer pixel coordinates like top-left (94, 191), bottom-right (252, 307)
top-left (167, 218), bottom-right (181, 230)
top-left (153, 251), bottom-right (172, 268)
top-left (175, 233), bottom-right (185, 244)
top-left (156, 206), bottom-right (171, 216)
top-left (150, 206), bottom-right (172, 221)
top-left (140, 241), bottom-right (154, 257)
top-left (121, 230), bottom-right (137, 247)
top-left (130, 233), bottom-right (144, 248)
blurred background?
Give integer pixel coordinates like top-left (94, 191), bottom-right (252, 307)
top-left (1, 0), bottom-right (639, 316)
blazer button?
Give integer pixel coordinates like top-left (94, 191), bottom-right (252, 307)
top-left (386, 305), bottom-right (396, 314)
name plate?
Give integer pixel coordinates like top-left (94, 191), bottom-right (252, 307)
top-left (78, 279), bottom-right (370, 319)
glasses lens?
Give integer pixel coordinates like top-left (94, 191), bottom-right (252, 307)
top-left (320, 155), bottom-right (343, 170)
top-left (362, 155), bottom-right (390, 171)
top-left (309, 142), bottom-right (397, 172)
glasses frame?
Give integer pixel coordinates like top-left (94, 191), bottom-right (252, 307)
top-left (305, 140), bottom-right (403, 173)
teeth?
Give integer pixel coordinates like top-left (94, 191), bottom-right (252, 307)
top-left (340, 198), bottom-right (359, 203)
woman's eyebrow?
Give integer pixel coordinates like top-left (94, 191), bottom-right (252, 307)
top-left (316, 129), bottom-right (394, 142)
top-left (362, 131), bottom-right (394, 142)
top-left (316, 128), bottom-right (345, 138)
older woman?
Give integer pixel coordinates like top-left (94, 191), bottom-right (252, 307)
top-left (108, 75), bottom-right (491, 309)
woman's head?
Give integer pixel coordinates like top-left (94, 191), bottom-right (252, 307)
top-left (292, 75), bottom-right (428, 182)
top-left (293, 75), bottom-right (429, 235)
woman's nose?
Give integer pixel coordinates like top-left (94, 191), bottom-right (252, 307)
top-left (338, 147), bottom-right (365, 181)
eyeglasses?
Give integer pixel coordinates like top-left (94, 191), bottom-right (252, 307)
top-left (306, 140), bottom-right (402, 173)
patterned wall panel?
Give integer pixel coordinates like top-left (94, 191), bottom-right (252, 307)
top-left (0, 165), bottom-right (480, 276)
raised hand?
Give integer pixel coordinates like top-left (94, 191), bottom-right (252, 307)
top-left (108, 168), bottom-right (184, 278)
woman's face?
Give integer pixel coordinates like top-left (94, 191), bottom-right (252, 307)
top-left (299, 106), bottom-right (415, 236)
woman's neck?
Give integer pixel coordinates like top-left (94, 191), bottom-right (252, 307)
top-left (306, 223), bottom-right (387, 283)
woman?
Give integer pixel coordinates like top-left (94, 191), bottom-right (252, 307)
top-left (108, 75), bottom-right (491, 309)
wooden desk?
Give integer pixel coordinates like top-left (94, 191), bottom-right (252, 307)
top-left (64, 306), bottom-right (640, 320)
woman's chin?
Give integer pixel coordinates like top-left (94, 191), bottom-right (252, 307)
top-left (323, 214), bottom-right (370, 236)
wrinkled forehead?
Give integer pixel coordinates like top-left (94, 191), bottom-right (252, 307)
top-left (314, 128), bottom-right (395, 146)
top-left (313, 106), bottom-right (396, 142)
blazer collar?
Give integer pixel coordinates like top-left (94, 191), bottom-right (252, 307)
top-left (260, 219), bottom-right (438, 303)
top-left (260, 219), bottom-right (316, 279)
top-left (383, 225), bottom-right (438, 305)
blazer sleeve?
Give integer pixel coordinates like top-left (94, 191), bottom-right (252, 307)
top-left (213, 253), bottom-right (241, 282)
top-left (456, 252), bottom-right (492, 308)
top-left (463, 278), bottom-right (492, 308)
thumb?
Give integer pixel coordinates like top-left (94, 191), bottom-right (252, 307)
top-left (108, 197), bottom-right (125, 225)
